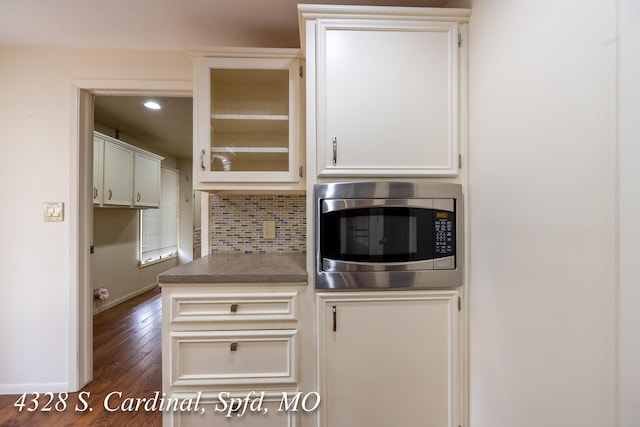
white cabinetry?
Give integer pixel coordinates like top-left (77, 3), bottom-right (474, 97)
top-left (299, 5), bottom-right (470, 177)
top-left (133, 151), bottom-right (162, 207)
top-left (317, 290), bottom-right (460, 427)
top-left (162, 285), bottom-right (302, 427)
top-left (93, 131), bottom-right (163, 208)
top-left (192, 49), bottom-right (304, 192)
top-left (103, 139), bottom-right (133, 206)
top-left (92, 135), bottom-right (104, 205)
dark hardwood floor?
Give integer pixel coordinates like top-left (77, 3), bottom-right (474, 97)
top-left (0, 288), bottom-right (162, 427)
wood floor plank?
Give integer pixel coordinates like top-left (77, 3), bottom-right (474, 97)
top-left (0, 288), bottom-right (163, 427)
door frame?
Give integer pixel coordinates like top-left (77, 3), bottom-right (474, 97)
top-left (69, 79), bottom-right (192, 390)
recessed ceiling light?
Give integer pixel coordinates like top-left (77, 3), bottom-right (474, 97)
top-left (144, 100), bottom-right (161, 110)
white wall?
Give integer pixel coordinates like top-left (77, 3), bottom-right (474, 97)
top-left (91, 207), bottom-right (177, 313)
top-left (0, 46), bottom-right (191, 393)
top-left (177, 157), bottom-right (194, 264)
top-left (618, 0), bottom-right (640, 425)
top-left (468, 1), bottom-right (617, 426)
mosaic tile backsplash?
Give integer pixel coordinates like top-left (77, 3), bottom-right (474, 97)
top-left (210, 194), bottom-right (306, 253)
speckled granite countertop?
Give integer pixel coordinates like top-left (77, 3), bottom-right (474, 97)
top-left (157, 253), bottom-right (307, 284)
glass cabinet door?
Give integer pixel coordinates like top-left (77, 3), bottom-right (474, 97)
top-left (196, 56), bottom-right (301, 183)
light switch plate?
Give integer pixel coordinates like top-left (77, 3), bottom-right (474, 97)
top-left (44, 202), bottom-right (64, 222)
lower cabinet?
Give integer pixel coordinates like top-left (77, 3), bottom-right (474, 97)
top-left (167, 392), bottom-right (298, 427)
top-left (161, 285), bottom-right (301, 427)
top-left (162, 285), bottom-right (459, 427)
top-left (317, 290), bottom-right (460, 427)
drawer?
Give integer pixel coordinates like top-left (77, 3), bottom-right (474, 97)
top-left (167, 392), bottom-right (298, 427)
top-left (169, 292), bottom-right (296, 324)
top-left (171, 330), bottom-right (297, 387)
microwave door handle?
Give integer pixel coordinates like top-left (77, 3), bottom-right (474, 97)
top-left (322, 198), bottom-right (434, 213)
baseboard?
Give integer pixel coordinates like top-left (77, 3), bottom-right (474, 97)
top-left (0, 382), bottom-right (68, 395)
top-left (92, 282), bottom-right (159, 315)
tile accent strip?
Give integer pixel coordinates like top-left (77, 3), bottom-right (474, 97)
top-left (210, 194), bottom-right (306, 253)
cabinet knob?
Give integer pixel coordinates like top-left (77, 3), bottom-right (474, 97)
top-left (230, 342), bottom-right (238, 351)
top-left (137, 192), bottom-right (141, 202)
top-left (108, 189), bottom-right (113, 200)
top-left (230, 304), bottom-right (238, 313)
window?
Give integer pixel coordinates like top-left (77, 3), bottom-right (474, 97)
top-left (140, 167), bottom-right (178, 265)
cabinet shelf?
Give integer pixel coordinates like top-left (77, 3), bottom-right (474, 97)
top-left (211, 116), bottom-right (288, 134)
top-left (212, 147), bottom-right (289, 153)
top-left (212, 113), bottom-right (288, 121)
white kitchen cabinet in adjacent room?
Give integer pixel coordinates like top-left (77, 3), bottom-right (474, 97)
top-left (102, 138), bottom-right (134, 206)
top-left (93, 131), bottom-right (164, 208)
top-left (133, 151), bottom-right (162, 208)
top-left (299, 5), bottom-right (470, 177)
top-left (317, 290), bottom-right (461, 427)
top-left (92, 134), bottom-right (104, 205)
top-left (192, 49), bottom-right (304, 192)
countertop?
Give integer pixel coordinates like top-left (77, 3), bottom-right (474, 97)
top-left (157, 253), bottom-right (307, 284)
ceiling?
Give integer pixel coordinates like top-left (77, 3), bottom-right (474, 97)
top-left (1, 0), bottom-right (453, 160)
top-left (94, 95), bottom-right (194, 159)
top-left (0, 0), bottom-right (451, 50)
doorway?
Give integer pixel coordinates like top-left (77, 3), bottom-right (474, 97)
top-left (92, 95), bottom-right (193, 314)
top-left (71, 79), bottom-right (192, 390)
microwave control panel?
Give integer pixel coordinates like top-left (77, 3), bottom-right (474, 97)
top-left (434, 211), bottom-right (455, 258)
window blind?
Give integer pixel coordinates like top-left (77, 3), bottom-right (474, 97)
top-left (140, 167), bottom-right (178, 265)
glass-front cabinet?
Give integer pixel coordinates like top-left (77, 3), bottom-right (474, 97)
top-left (193, 50), bottom-right (303, 191)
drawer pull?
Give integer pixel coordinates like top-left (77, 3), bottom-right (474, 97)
top-left (332, 305), bottom-right (337, 332)
top-left (332, 137), bottom-right (338, 165)
top-left (230, 342), bottom-right (238, 352)
top-left (230, 304), bottom-right (238, 313)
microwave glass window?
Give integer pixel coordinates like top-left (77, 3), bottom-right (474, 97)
top-left (322, 206), bottom-right (454, 263)
top-left (339, 214), bottom-right (416, 257)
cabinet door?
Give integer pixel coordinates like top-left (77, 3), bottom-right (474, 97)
top-left (169, 393), bottom-right (296, 427)
top-left (195, 56), bottom-right (301, 185)
top-left (316, 19), bottom-right (461, 177)
top-left (318, 291), bottom-right (459, 427)
top-left (92, 135), bottom-right (104, 205)
top-left (133, 151), bottom-right (161, 207)
top-left (103, 140), bottom-right (133, 206)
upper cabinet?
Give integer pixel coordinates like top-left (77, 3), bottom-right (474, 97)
top-left (93, 135), bottom-right (104, 205)
top-left (133, 151), bottom-right (162, 208)
top-left (299, 5), bottom-right (470, 177)
top-left (93, 131), bottom-right (163, 208)
top-left (102, 138), bottom-right (134, 206)
top-left (192, 49), bottom-right (304, 192)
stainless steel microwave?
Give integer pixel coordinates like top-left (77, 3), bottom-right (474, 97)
top-left (314, 181), bottom-right (464, 289)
